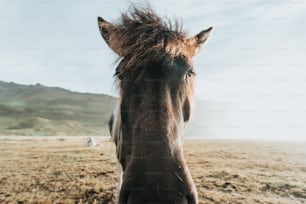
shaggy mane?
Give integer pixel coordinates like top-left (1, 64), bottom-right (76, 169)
top-left (113, 6), bottom-right (189, 78)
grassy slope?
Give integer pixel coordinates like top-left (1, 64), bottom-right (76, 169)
top-left (0, 81), bottom-right (117, 136)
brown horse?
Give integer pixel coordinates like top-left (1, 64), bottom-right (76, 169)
top-left (98, 6), bottom-right (212, 204)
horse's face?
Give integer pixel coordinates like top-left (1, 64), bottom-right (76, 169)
top-left (116, 55), bottom-right (197, 203)
top-left (98, 7), bottom-right (212, 204)
top-left (120, 55), bottom-right (194, 123)
top-left (117, 55), bottom-right (194, 149)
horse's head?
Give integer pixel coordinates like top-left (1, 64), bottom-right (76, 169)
top-left (98, 6), bottom-right (212, 204)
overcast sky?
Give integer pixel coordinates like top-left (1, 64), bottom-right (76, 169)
top-left (1, 0), bottom-right (305, 139)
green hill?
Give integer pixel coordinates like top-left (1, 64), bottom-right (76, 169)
top-left (0, 81), bottom-right (117, 136)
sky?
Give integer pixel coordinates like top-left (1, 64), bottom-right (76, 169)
top-left (0, 0), bottom-right (306, 140)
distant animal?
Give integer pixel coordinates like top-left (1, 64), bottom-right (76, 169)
top-left (98, 5), bottom-right (212, 204)
top-left (87, 137), bottom-right (98, 147)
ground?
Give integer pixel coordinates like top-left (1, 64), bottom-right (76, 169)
top-left (0, 136), bottom-right (305, 204)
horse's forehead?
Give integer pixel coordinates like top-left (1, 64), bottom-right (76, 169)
top-left (157, 56), bottom-right (191, 74)
top-left (165, 40), bottom-right (194, 59)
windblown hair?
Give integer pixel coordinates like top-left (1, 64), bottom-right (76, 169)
top-left (113, 6), bottom-right (189, 78)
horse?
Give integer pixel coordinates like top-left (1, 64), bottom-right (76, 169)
top-left (98, 6), bottom-right (212, 204)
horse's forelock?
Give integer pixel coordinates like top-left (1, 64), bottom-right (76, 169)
top-left (112, 6), bottom-right (188, 75)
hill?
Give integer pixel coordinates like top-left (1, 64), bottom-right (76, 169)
top-left (0, 81), bottom-right (229, 138)
top-left (0, 81), bottom-right (117, 136)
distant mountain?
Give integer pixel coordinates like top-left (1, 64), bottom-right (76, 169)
top-left (0, 80), bottom-right (229, 138)
top-left (0, 81), bottom-right (117, 136)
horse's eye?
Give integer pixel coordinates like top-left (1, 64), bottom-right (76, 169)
top-left (186, 69), bottom-right (195, 78)
top-left (115, 71), bottom-right (123, 80)
top-left (118, 74), bottom-right (123, 80)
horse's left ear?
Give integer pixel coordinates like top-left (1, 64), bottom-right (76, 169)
top-left (97, 16), bottom-right (123, 56)
top-left (186, 27), bottom-right (213, 57)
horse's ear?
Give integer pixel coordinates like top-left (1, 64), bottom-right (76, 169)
top-left (97, 17), bottom-right (123, 56)
top-left (185, 27), bottom-right (213, 57)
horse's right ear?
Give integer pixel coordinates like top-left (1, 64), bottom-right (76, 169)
top-left (97, 17), bottom-right (123, 56)
top-left (185, 27), bottom-right (213, 57)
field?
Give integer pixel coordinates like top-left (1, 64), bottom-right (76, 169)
top-left (0, 136), bottom-right (305, 204)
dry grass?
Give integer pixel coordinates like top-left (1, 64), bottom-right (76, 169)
top-left (0, 136), bottom-right (305, 204)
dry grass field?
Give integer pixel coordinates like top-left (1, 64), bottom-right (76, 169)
top-left (0, 136), bottom-right (305, 204)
